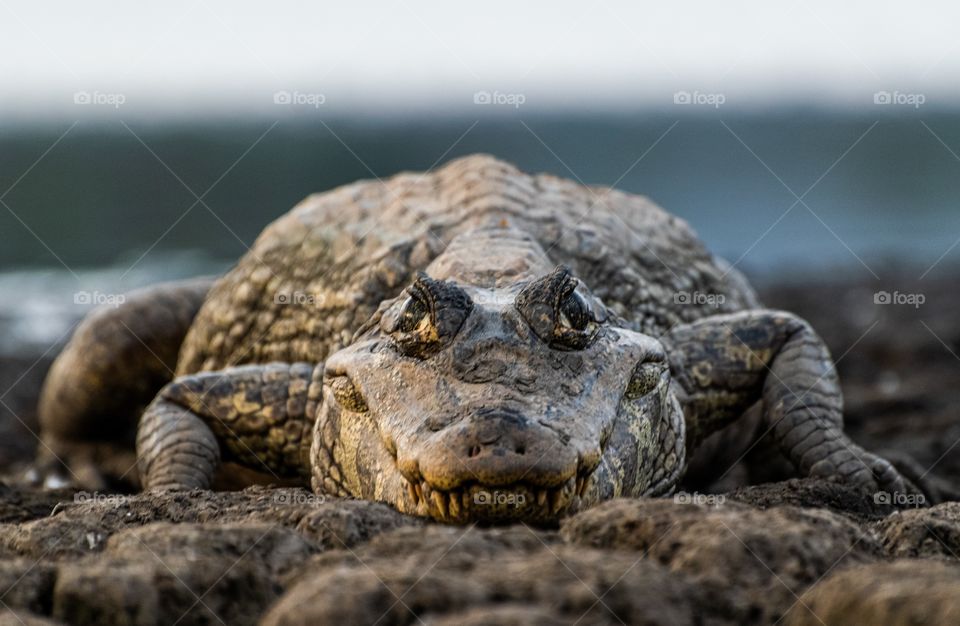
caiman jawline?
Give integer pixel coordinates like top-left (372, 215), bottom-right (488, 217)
top-left (402, 471), bottom-right (594, 522)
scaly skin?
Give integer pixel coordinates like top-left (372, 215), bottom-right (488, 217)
top-left (40, 154), bottom-right (915, 522)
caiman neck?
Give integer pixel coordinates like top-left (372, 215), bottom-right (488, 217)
top-left (425, 221), bottom-right (554, 288)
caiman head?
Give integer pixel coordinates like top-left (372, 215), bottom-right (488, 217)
top-left (313, 261), bottom-right (685, 524)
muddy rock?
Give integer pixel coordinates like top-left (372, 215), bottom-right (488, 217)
top-left (105, 522), bottom-right (315, 575)
top-left (421, 605), bottom-right (571, 625)
top-left (0, 484), bottom-right (75, 524)
top-left (292, 499), bottom-right (423, 550)
top-left (783, 560), bottom-right (960, 626)
top-left (50, 523), bottom-right (315, 626)
top-left (1, 487), bottom-right (414, 560)
top-left (0, 488), bottom-right (422, 625)
top-left (0, 610), bottom-right (64, 626)
top-left (725, 477), bottom-right (898, 521)
top-left (52, 552), bottom-right (283, 626)
top-left (561, 497), bottom-right (881, 623)
top-left (52, 560), bottom-right (159, 626)
top-left (264, 525), bottom-right (703, 626)
top-left (877, 502), bottom-right (960, 558)
top-left (0, 559), bottom-right (57, 616)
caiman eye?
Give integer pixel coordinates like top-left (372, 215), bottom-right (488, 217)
top-left (385, 273), bottom-right (473, 358)
top-left (397, 295), bottom-right (431, 333)
top-left (516, 266), bottom-right (600, 350)
top-left (558, 292), bottom-right (590, 331)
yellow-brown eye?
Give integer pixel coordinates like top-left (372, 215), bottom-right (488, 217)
top-left (558, 292), bottom-right (590, 331)
top-left (397, 296), bottom-right (430, 333)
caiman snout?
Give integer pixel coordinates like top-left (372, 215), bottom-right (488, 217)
top-left (402, 411), bottom-right (580, 492)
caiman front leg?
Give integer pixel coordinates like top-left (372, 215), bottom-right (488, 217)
top-left (136, 362), bottom-right (323, 490)
top-left (663, 310), bottom-right (912, 495)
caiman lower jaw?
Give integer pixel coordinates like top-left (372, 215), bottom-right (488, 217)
top-left (402, 474), bottom-right (593, 524)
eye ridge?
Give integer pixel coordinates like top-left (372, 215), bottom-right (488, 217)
top-left (516, 265), bottom-right (599, 349)
top-left (390, 273), bottom-right (473, 356)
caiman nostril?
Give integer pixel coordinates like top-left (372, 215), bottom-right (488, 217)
top-left (515, 445), bottom-right (526, 454)
top-left (396, 454), bottom-right (422, 483)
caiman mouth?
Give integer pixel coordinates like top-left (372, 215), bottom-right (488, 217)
top-left (402, 470), bottom-right (594, 524)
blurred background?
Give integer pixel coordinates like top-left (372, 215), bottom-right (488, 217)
top-left (1, 1), bottom-right (959, 356)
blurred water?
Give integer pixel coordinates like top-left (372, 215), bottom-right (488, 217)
top-left (0, 251), bottom-right (228, 355)
top-left (2, 110), bottom-right (959, 273)
top-left (2, 109), bottom-right (959, 353)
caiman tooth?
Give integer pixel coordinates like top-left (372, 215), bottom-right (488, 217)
top-left (536, 489), bottom-right (548, 507)
top-left (431, 490), bottom-right (448, 520)
top-left (549, 489), bottom-right (564, 515)
top-left (414, 482), bottom-right (424, 503)
top-left (449, 490), bottom-right (461, 519)
top-left (407, 481), bottom-right (419, 505)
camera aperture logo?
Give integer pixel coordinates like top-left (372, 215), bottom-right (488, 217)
top-left (674, 291), bottom-right (726, 308)
top-left (473, 90), bottom-right (526, 108)
top-left (473, 490), bottom-right (526, 507)
top-left (673, 90), bottom-right (725, 108)
top-left (74, 290), bottom-right (126, 308)
top-left (874, 290), bottom-right (925, 309)
top-left (273, 90), bottom-right (326, 108)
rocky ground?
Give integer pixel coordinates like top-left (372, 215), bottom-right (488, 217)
top-left (0, 269), bottom-right (958, 625)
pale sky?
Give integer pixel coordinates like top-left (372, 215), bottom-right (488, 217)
top-left (1, 0), bottom-right (959, 116)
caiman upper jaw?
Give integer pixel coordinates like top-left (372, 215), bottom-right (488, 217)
top-left (408, 412), bottom-right (580, 492)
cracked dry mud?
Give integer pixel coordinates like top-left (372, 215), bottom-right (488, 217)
top-left (1, 270), bottom-right (959, 624)
top-left (0, 482), bottom-right (959, 626)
